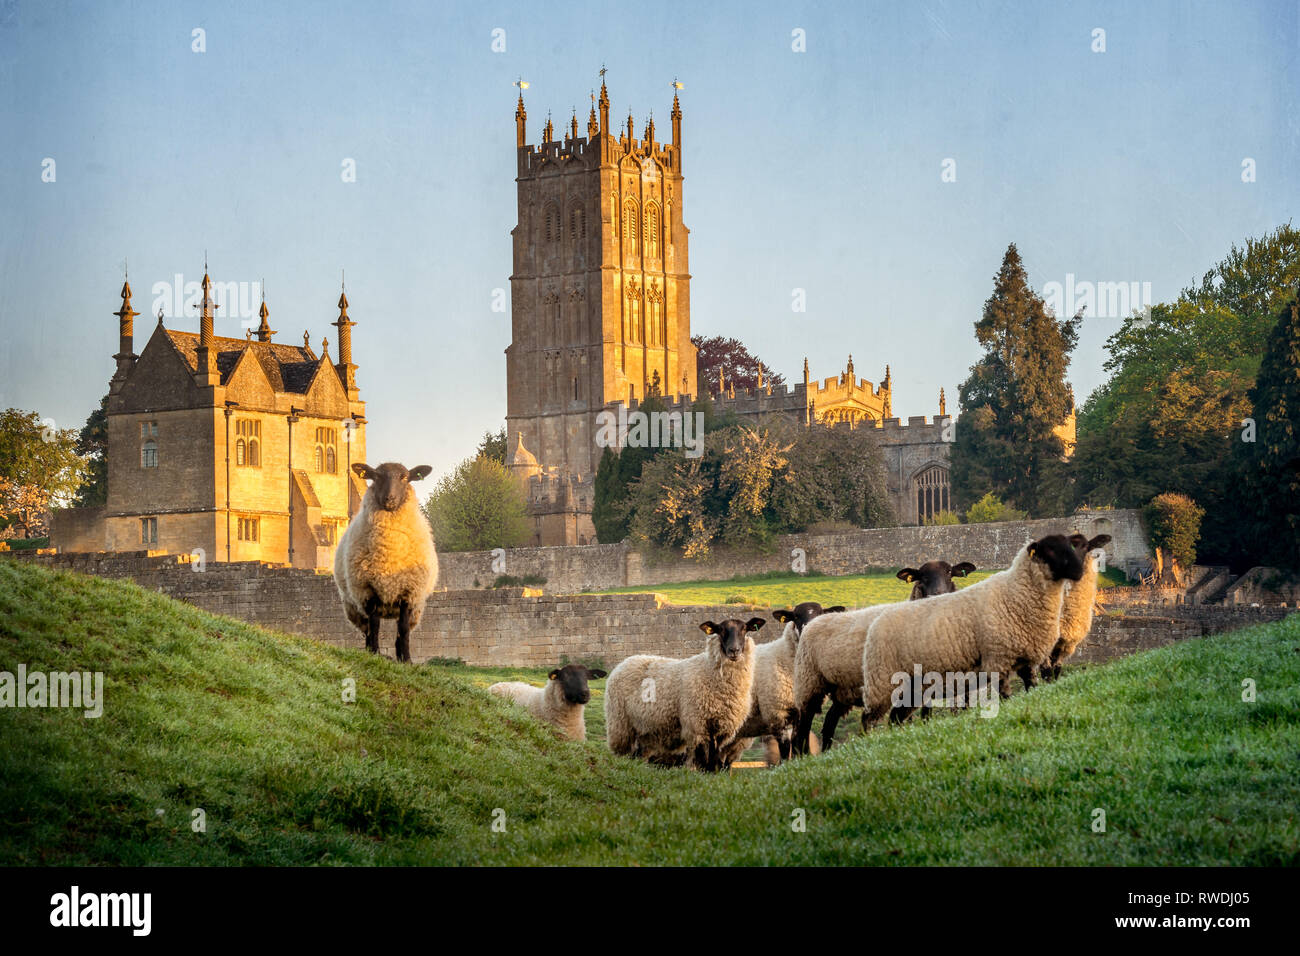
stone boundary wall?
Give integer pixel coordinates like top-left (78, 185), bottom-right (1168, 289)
top-left (437, 509), bottom-right (1151, 592)
top-left (11, 544), bottom-right (1292, 671)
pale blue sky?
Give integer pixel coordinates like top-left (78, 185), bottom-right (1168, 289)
top-left (1, 0), bottom-right (1296, 480)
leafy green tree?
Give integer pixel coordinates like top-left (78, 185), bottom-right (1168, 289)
top-left (1072, 225), bottom-right (1300, 562)
top-left (475, 427), bottom-right (508, 466)
top-left (75, 395), bottom-right (109, 506)
top-left (0, 408), bottom-right (85, 538)
top-left (950, 244), bottom-right (1080, 515)
top-left (964, 492), bottom-right (1028, 524)
top-left (424, 456), bottom-right (530, 552)
top-left (1237, 291), bottom-right (1300, 569)
top-left (1144, 493), bottom-right (1205, 571)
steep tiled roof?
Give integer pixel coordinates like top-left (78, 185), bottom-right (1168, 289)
top-left (165, 330), bottom-right (324, 394)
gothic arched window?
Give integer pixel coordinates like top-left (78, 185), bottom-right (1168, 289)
top-left (326, 446), bottom-right (336, 474)
top-left (314, 445), bottom-right (324, 473)
top-left (543, 203), bottom-right (561, 243)
top-left (235, 439), bottom-right (245, 467)
top-left (569, 203), bottom-right (585, 241)
top-left (622, 198), bottom-right (638, 258)
top-left (644, 202), bottom-right (660, 258)
top-left (915, 465), bottom-right (951, 524)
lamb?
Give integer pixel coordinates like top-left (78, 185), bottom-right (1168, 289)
top-left (489, 664), bottom-right (608, 741)
top-left (333, 461), bottom-right (439, 663)
top-left (792, 560), bottom-right (975, 754)
top-left (860, 535), bottom-right (1084, 728)
top-left (1040, 533), bottom-right (1112, 681)
top-left (723, 603), bottom-right (845, 766)
top-left (604, 617), bottom-right (765, 771)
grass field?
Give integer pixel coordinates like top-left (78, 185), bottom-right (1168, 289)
top-left (2, 559), bottom-right (1297, 866)
top-left (584, 566), bottom-right (1126, 608)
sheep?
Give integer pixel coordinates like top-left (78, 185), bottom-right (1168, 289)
top-left (333, 461), bottom-right (438, 663)
top-left (489, 663), bottom-right (608, 741)
top-left (860, 535), bottom-right (1083, 728)
top-left (1040, 533), bottom-right (1112, 681)
top-left (792, 560), bottom-right (975, 754)
top-left (723, 603), bottom-right (845, 766)
top-left (604, 617), bottom-right (765, 771)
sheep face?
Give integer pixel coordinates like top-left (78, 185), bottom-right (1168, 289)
top-left (772, 602), bottom-right (846, 638)
top-left (896, 561), bottom-right (976, 600)
top-left (352, 461), bottom-right (433, 512)
top-left (699, 617), bottom-right (766, 660)
top-left (1067, 533), bottom-right (1112, 563)
top-left (1028, 534), bottom-right (1085, 582)
top-left (549, 663), bottom-right (608, 705)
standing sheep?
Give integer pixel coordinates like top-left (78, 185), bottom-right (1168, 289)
top-left (791, 560), bottom-right (975, 755)
top-left (604, 617), bottom-right (765, 771)
top-left (724, 602), bottom-right (845, 766)
top-left (860, 535), bottom-right (1083, 728)
top-left (489, 664), bottom-right (608, 741)
top-left (333, 461), bottom-right (439, 663)
top-left (1040, 533), bottom-right (1112, 681)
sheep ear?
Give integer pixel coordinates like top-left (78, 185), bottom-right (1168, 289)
top-left (745, 617), bottom-right (766, 631)
top-left (408, 465), bottom-right (433, 482)
top-left (1027, 542), bottom-right (1038, 559)
top-left (1088, 534), bottom-right (1112, 550)
top-left (826, 605), bottom-right (846, 613)
top-left (548, 669), bottom-right (560, 680)
top-left (699, 621), bottom-right (716, 634)
top-left (1068, 533), bottom-right (1088, 551)
top-left (352, 463), bottom-right (376, 481)
top-left (772, 609), bottom-right (793, 623)
top-left (897, 568), bottom-right (919, 583)
top-left (952, 562), bottom-right (976, 577)
top-left (588, 669), bottom-right (608, 680)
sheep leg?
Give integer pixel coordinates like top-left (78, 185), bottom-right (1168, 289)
top-left (1016, 659), bottom-right (1037, 692)
top-left (793, 692), bottom-right (824, 757)
top-left (363, 595), bottom-right (381, 655)
top-left (889, 705), bottom-right (916, 724)
top-left (821, 700), bottom-right (850, 750)
top-left (395, 599), bottom-right (413, 663)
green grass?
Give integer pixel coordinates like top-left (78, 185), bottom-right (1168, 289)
top-left (2, 558), bottom-right (1298, 865)
top-left (586, 568), bottom-right (999, 608)
top-left (586, 566), bottom-right (1129, 608)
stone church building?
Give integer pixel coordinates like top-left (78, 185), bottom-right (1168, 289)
top-left (52, 273), bottom-right (368, 569)
top-left (504, 79), bottom-right (975, 544)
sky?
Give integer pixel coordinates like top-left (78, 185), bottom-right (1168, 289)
top-left (1, 0), bottom-right (1297, 481)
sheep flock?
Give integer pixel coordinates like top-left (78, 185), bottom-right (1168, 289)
top-left (330, 483), bottom-right (1112, 772)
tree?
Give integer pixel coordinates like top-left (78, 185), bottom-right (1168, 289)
top-left (1237, 291), bottom-right (1300, 569)
top-left (0, 408), bottom-right (85, 538)
top-left (692, 335), bottom-right (787, 393)
top-left (424, 456), bottom-right (530, 552)
top-left (1071, 224), bottom-right (1300, 565)
top-left (964, 492), bottom-right (1028, 524)
top-left (949, 244), bottom-right (1080, 516)
top-left (75, 395), bottom-right (109, 506)
top-left (475, 427), bottom-right (507, 466)
top-left (1144, 492), bottom-right (1205, 577)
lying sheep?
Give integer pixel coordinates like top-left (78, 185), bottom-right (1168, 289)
top-left (1040, 533), bottom-right (1112, 681)
top-left (333, 461), bottom-right (438, 663)
top-left (860, 535), bottom-right (1083, 727)
top-left (724, 603), bottom-right (845, 766)
top-left (792, 560), bottom-right (975, 754)
top-left (604, 617), bottom-right (765, 771)
top-left (489, 664), bottom-right (608, 741)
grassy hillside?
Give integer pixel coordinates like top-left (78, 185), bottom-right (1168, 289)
top-left (1, 559), bottom-right (1297, 866)
top-left (585, 567), bottom-right (1126, 608)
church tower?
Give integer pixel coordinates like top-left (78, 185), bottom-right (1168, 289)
top-left (506, 75), bottom-right (697, 544)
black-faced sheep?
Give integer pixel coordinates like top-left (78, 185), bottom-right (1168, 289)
top-left (792, 560), bottom-right (975, 754)
top-left (860, 535), bottom-right (1083, 727)
top-left (604, 617), bottom-right (765, 772)
top-left (724, 602), bottom-right (845, 766)
top-left (333, 461), bottom-right (438, 663)
top-left (489, 664), bottom-right (608, 741)
top-left (1040, 533), bottom-right (1112, 681)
